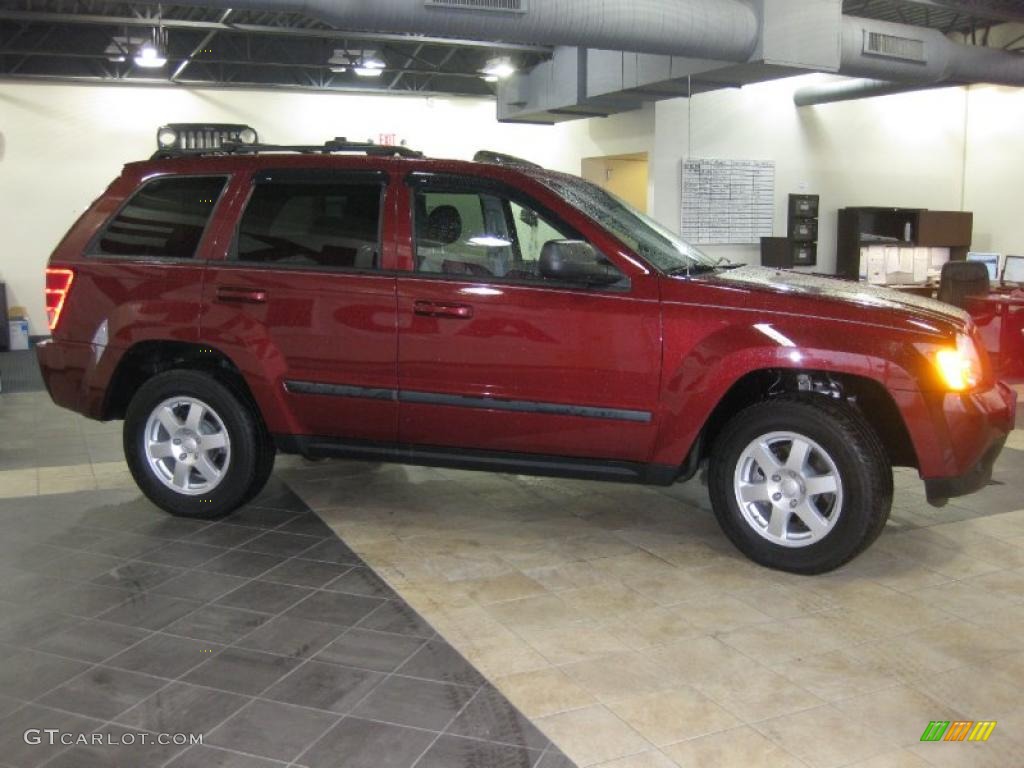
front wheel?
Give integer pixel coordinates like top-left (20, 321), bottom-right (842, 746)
top-left (708, 396), bottom-right (892, 574)
top-left (124, 370), bottom-right (273, 519)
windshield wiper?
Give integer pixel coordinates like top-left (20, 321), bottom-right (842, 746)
top-left (666, 263), bottom-right (722, 277)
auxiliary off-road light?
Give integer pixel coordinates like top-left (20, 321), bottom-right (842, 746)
top-left (155, 124), bottom-right (259, 150)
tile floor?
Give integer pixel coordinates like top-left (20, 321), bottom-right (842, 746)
top-left (1, 386), bottom-right (1023, 768)
top-left (284, 388), bottom-right (1024, 768)
top-left (0, 393), bottom-right (570, 768)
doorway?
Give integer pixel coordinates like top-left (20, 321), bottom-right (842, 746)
top-left (581, 152), bottom-right (650, 213)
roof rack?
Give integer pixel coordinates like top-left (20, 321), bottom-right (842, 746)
top-left (151, 137), bottom-right (425, 160)
top-left (473, 150), bottom-right (542, 170)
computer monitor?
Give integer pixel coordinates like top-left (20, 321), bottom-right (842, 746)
top-left (1002, 254), bottom-right (1024, 285)
top-left (967, 252), bottom-right (1000, 281)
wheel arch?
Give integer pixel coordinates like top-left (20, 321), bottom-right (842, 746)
top-left (682, 367), bottom-right (918, 475)
top-left (103, 340), bottom-right (262, 426)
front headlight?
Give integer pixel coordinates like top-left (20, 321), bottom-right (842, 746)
top-left (931, 333), bottom-right (983, 391)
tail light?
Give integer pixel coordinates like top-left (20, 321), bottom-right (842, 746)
top-left (45, 267), bottom-right (75, 331)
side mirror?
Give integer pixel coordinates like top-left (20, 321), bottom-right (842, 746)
top-left (538, 240), bottom-right (623, 286)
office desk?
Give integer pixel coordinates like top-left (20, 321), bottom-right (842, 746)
top-left (889, 284), bottom-right (938, 299)
top-left (966, 294), bottom-right (1024, 378)
top-left (0, 282), bottom-right (7, 351)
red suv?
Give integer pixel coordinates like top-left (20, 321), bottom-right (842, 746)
top-left (38, 125), bottom-right (1016, 573)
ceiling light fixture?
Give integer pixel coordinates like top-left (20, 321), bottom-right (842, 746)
top-left (135, 42), bottom-right (167, 68)
top-left (481, 57), bottom-right (516, 79)
top-left (134, 8), bottom-right (168, 69)
top-left (328, 48), bottom-right (386, 77)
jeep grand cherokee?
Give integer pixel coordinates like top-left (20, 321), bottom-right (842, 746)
top-left (36, 125), bottom-right (1017, 573)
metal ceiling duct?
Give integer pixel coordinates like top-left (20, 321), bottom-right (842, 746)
top-left (168, 0), bottom-right (761, 62)
top-left (793, 78), bottom-right (940, 107)
top-left (795, 15), bottom-right (1024, 106)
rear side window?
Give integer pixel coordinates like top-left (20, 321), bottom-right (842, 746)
top-left (95, 176), bottom-right (227, 259)
top-left (235, 179), bottom-right (383, 270)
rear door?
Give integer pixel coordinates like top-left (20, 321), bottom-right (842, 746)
top-left (201, 164), bottom-right (399, 441)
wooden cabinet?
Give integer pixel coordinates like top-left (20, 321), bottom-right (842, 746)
top-left (916, 211), bottom-right (972, 248)
top-left (835, 207), bottom-right (973, 280)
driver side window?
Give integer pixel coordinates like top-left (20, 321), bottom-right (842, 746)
top-left (413, 185), bottom-right (581, 282)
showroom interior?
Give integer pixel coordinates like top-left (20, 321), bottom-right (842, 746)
top-left (1, 0), bottom-right (1024, 767)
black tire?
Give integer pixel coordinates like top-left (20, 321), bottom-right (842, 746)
top-left (123, 370), bottom-right (274, 519)
top-left (707, 395), bottom-right (892, 574)
top-left (239, 419), bottom-right (276, 506)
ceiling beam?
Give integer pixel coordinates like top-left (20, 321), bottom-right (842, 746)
top-left (883, 0), bottom-right (1024, 24)
top-left (0, 9), bottom-right (553, 53)
top-left (0, 47), bottom-right (492, 80)
top-left (0, 71), bottom-right (487, 97)
top-left (172, 8), bottom-right (232, 81)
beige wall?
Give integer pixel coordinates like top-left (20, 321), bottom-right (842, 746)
top-left (0, 82), bottom-right (654, 333)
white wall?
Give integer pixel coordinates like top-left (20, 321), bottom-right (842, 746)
top-left (0, 81), bottom-right (654, 334)
top-left (7, 72), bottom-right (1024, 335)
top-left (652, 73), bottom-right (971, 272)
top-left (962, 83), bottom-right (1024, 256)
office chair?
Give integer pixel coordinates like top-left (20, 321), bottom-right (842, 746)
top-left (937, 261), bottom-right (990, 309)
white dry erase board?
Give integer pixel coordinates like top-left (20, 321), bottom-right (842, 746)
top-left (681, 158), bottom-right (775, 245)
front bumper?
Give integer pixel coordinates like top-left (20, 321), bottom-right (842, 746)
top-left (924, 434), bottom-right (1008, 504)
top-left (922, 380), bottom-right (1017, 504)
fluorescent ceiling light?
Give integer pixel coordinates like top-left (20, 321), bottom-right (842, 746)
top-left (135, 42), bottom-right (166, 68)
top-left (355, 66), bottom-right (384, 77)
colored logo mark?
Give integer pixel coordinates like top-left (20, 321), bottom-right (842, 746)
top-left (920, 721), bottom-right (997, 742)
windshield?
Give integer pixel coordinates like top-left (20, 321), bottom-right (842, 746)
top-left (536, 173), bottom-right (725, 273)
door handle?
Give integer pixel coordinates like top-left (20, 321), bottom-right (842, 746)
top-left (414, 300), bottom-right (473, 319)
top-left (216, 286), bottom-right (267, 304)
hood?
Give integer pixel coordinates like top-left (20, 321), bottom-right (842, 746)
top-left (697, 266), bottom-right (967, 332)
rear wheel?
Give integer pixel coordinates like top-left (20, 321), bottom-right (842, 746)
top-left (124, 370), bottom-right (273, 519)
top-left (708, 396), bottom-right (892, 574)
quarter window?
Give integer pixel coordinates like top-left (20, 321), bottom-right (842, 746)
top-left (235, 180), bottom-right (383, 270)
top-left (96, 176), bottom-right (227, 259)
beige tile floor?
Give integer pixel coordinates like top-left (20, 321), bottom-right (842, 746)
top-left (3, 388), bottom-right (1023, 768)
top-left (282, 387), bottom-right (1024, 768)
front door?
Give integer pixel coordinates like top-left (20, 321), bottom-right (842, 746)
top-left (395, 173), bottom-right (662, 463)
top-left (202, 165), bottom-right (399, 442)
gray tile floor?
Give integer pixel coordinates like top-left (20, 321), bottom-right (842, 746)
top-left (0, 393), bottom-right (572, 768)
